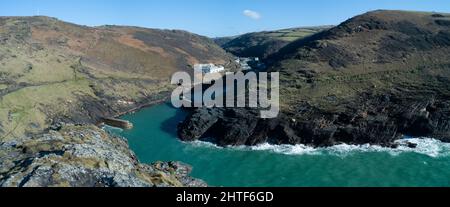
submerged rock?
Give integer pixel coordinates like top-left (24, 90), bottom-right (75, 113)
top-left (0, 125), bottom-right (206, 187)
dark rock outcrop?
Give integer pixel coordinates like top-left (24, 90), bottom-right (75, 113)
top-left (179, 92), bottom-right (450, 147)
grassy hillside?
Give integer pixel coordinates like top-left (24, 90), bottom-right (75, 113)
top-left (218, 26), bottom-right (332, 59)
top-left (268, 10), bottom-right (450, 112)
top-left (0, 16), bottom-right (237, 140)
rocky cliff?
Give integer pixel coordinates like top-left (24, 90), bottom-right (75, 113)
top-left (0, 125), bottom-right (206, 187)
top-left (178, 10), bottom-right (450, 147)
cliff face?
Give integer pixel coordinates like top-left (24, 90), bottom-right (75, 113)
top-left (0, 125), bottom-right (206, 187)
top-left (178, 10), bottom-right (450, 147)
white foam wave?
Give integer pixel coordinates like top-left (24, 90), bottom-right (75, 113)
top-left (393, 138), bottom-right (450, 157)
top-left (187, 138), bottom-right (450, 158)
top-left (189, 140), bottom-right (223, 149)
top-left (249, 143), bottom-right (320, 155)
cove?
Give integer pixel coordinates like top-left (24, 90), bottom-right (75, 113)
top-left (107, 103), bottom-right (450, 187)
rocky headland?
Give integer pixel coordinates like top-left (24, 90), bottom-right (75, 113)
top-left (178, 10), bottom-right (450, 148)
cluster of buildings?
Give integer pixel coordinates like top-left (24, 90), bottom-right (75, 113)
top-left (235, 57), bottom-right (265, 71)
top-left (194, 64), bottom-right (225, 74)
top-left (193, 57), bottom-right (266, 74)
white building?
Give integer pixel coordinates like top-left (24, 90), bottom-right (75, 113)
top-left (194, 64), bottom-right (225, 74)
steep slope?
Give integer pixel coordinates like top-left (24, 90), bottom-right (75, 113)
top-left (219, 26), bottom-right (331, 59)
top-left (179, 10), bottom-right (450, 147)
top-left (269, 10), bottom-right (450, 112)
top-left (0, 16), bottom-right (237, 139)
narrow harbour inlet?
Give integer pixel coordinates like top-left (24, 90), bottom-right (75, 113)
top-left (2, 0), bottom-right (450, 195)
top-left (106, 103), bottom-right (450, 187)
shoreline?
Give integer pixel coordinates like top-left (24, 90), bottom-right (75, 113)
top-left (114, 97), bottom-right (170, 118)
top-left (118, 98), bottom-right (427, 150)
top-left (115, 100), bottom-right (432, 152)
top-left (106, 102), bottom-right (450, 187)
top-left (96, 94), bottom-right (171, 127)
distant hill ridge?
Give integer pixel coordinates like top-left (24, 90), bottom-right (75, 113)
top-left (215, 26), bottom-right (332, 59)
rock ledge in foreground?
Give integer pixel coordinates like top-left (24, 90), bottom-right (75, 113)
top-left (0, 125), bottom-right (206, 187)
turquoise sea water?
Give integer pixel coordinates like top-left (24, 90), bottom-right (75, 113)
top-left (109, 103), bottom-right (450, 187)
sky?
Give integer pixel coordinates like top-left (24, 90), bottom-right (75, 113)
top-left (1, 0), bottom-right (450, 37)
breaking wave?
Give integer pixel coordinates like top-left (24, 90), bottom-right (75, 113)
top-left (188, 138), bottom-right (450, 158)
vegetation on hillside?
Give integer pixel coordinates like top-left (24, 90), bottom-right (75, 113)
top-left (217, 26), bottom-right (332, 58)
top-left (0, 16), bottom-right (237, 139)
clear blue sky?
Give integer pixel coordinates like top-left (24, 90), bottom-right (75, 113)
top-left (1, 0), bottom-right (449, 37)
